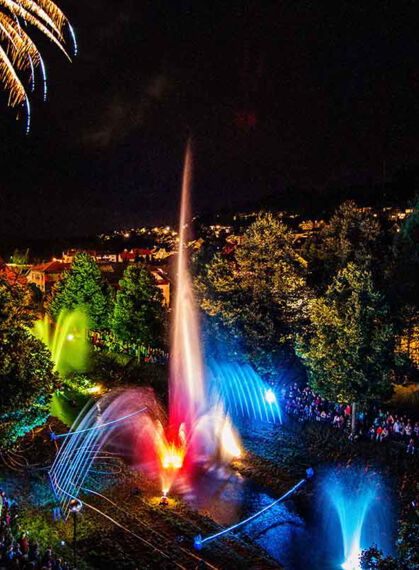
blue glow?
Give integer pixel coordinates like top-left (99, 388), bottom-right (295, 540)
top-left (265, 388), bottom-right (276, 404)
top-left (206, 360), bottom-right (282, 424)
top-left (39, 56), bottom-right (47, 101)
top-left (195, 470), bottom-right (312, 549)
top-left (68, 24), bottom-right (78, 57)
top-left (320, 467), bottom-right (393, 570)
top-left (25, 98), bottom-right (31, 134)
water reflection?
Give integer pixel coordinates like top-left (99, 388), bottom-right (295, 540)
top-left (187, 470), bottom-right (327, 569)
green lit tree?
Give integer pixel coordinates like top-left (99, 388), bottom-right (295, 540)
top-left (196, 213), bottom-right (309, 376)
top-left (48, 253), bottom-right (113, 330)
top-left (297, 263), bottom-right (395, 412)
top-left (0, 278), bottom-right (57, 448)
top-left (111, 264), bottom-right (165, 346)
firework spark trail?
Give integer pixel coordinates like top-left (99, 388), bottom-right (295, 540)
top-left (0, 0), bottom-right (75, 130)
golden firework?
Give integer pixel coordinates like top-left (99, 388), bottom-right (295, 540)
top-left (0, 0), bottom-right (75, 129)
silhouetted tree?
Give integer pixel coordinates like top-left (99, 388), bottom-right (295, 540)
top-left (304, 200), bottom-right (389, 290)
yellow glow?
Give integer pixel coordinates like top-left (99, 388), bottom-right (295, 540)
top-left (221, 418), bottom-right (242, 459)
top-left (87, 385), bottom-right (103, 394)
top-left (161, 444), bottom-right (185, 470)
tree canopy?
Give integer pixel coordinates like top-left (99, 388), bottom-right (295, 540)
top-left (48, 253), bottom-right (113, 330)
top-left (303, 200), bottom-right (389, 290)
top-left (111, 264), bottom-right (165, 346)
top-left (297, 262), bottom-right (395, 404)
top-left (196, 213), bottom-right (309, 376)
top-left (0, 278), bottom-right (57, 448)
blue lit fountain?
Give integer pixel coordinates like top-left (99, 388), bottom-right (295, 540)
top-left (320, 466), bottom-right (393, 570)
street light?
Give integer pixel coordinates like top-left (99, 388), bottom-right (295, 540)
top-left (69, 499), bottom-right (82, 568)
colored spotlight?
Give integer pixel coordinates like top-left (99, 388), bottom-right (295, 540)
top-left (66, 333), bottom-right (74, 341)
top-left (265, 388), bottom-right (276, 404)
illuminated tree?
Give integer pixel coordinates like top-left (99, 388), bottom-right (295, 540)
top-left (0, 0), bottom-right (75, 129)
top-left (297, 263), bottom-right (395, 406)
top-left (196, 213), bottom-right (309, 376)
top-left (0, 277), bottom-right (57, 448)
top-left (111, 264), bottom-right (165, 346)
top-left (48, 253), bottom-right (114, 330)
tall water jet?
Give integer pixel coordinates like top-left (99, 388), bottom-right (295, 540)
top-left (33, 309), bottom-right (89, 375)
top-left (169, 142), bottom-right (205, 456)
top-left (50, 143), bottom-right (281, 515)
top-left (320, 467), bottom-right (393, 570)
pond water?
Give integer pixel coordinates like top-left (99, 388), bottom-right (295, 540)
top-left (188, 460), bottom-right (395, 570)
top-left (189, 470), bottom-right (335, 570)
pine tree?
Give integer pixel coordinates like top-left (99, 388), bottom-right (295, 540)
top-left (111, 264), bottom-right (165, 346)
top-left (196, 213), bottom-right (309, 375)
top-left (48, 253), bottom-right (113, 330)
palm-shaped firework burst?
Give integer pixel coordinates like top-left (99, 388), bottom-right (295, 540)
top-left (0, 0), bottom-right (76, 131)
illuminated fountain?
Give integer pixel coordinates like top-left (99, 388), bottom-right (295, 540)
top-left (49, 143), bottom-right (281, 516)
top-left (320, 467), bottom-right (392, 570)
top-left (155, 142), bottom-right (246, 492)
top-left (33, 309), bottom-right (89, 376)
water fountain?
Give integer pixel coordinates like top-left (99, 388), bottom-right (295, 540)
top-left (320, 467), bottom-right (393, 570)
top-left (33, 309), bottom-right (89, 376)
top-left (49, 142), bottom-right (281, 518)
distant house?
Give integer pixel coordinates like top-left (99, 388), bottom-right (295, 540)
top-left (27, 261), bottom-right (70, 293)
top-left (98, 262), bottom-right (171, 306)
top-left (120, 248), bottom-right (153, 263)
top-left (63, 249), bottom-right (121, 263)
top-left (151, 267), bottom-right (171, 306)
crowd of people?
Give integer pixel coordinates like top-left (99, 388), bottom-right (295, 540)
top-left (283, 383), bottom-right (418, 454)
top-left (89, 331), bottom-right (168, 364)
top-left (0, 490), bottom-right (71, 569)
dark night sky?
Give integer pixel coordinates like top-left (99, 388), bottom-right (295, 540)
top-left (1, 0), bottom-right (419, 239)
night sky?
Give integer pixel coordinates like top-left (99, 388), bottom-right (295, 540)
top-left (1, 1), bottom-right (419, 239)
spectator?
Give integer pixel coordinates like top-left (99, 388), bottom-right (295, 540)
top-left (0, 493), bottom-right (71, 570)
top-left (407, 438), bottom-right (415, 455)
top-left (283, 384), bottom-right (418, 452)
